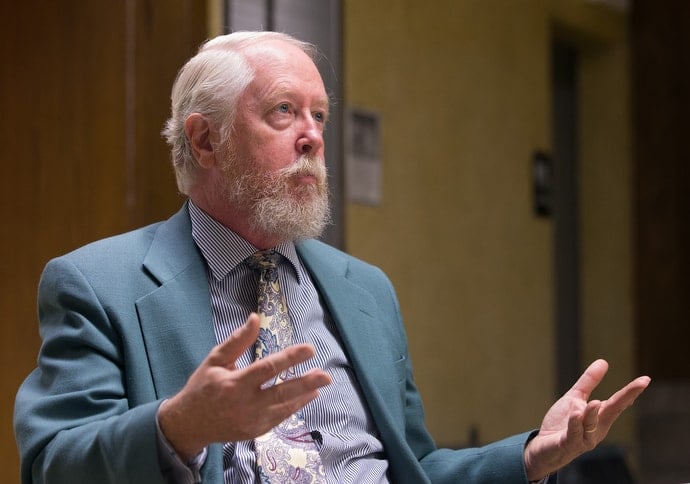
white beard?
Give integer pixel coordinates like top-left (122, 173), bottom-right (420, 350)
top-left (221, 151), bottom-right (331, 243)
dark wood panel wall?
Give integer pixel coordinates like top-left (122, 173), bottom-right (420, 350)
top-left (0, 1), bottom-right (208, 479)
top-left (631, 1), bottom-right (690, 380)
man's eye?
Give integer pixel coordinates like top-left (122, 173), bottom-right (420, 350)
top-left (314, 112), bottom-right (325, 123)
top-left (277, 103), bottom-right (290, 113)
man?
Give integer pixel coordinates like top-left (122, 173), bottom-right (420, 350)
top-left (14, 31), bottom-right (650, 483)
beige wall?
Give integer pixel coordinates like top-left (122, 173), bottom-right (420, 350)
top-left (344, 0), bottom-right (636, 451)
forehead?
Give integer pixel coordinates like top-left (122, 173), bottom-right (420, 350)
top-left (241, 41), bottom-right (328, 107)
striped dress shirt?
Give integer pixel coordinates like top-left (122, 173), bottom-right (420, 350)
top-left (188, 201), bottom-right (390, 483)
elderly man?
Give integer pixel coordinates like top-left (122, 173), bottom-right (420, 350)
top-left (14, 31), bottom-right (649, 484)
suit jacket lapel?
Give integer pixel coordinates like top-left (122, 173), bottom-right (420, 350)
top-left (136, 205), bottom-right (216, 398)
top-left (296, 241), bottom-right (406, 441)
top-left (135, 205), bottom-right (224, 483)
top-left (297, 241), bottom-right (431, 483)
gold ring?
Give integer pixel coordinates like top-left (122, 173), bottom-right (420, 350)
top-left (584, 427), bottom-right (597, 434)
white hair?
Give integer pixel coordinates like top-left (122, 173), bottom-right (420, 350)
top-left (162, 31), bottom-right (319, 194)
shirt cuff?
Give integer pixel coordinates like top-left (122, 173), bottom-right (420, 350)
top-left (155, 400), bottom-right (207, 484)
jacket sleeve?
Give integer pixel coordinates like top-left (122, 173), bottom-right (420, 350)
top-left (13, 257), bottom-right (167, 484)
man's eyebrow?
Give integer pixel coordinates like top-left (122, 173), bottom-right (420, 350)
top-left (262, 83), bottom-right (330, 110)
top-left (313, 97), bottom-right (331, 112)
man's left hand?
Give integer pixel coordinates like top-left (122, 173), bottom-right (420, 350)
top-left (523, 359), bottom-right (650, 481)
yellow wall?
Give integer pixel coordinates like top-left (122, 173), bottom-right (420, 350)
top-left (344, 0), bottom-right (636, 450)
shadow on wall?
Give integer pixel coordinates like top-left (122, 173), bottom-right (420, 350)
top-left (637, 381), bottom-right (690, 484)
top-left (559, 445), bottom-right (634, 484)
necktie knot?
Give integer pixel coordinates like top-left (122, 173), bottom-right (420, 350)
top-left (246, 249), bottom-right (279, 271)
top-left (248, 249), bottom-right (288, 362)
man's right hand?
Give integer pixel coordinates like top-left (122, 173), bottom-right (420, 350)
top-left (158, 312), bottom-right (332, 461)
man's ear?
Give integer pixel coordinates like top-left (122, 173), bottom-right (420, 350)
top-left (184, 113), bottom-right (218, 169)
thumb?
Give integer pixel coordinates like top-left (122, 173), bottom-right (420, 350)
top-left (208, 313), bottom-right (260, 367)
top-left (568, 359), bottom-right (609, 400)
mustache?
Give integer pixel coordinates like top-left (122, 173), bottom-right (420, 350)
top-left (280, 154), bottom-right (327, 181)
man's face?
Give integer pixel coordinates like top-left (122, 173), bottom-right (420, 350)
top-left (219, 41), bottom-right (331, 243)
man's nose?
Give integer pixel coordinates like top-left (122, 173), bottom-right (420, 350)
top-left (295, 116), bottom-right (324, 154)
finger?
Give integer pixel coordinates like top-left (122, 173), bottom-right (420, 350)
top-left (247, 370), bottom-right (331, 433)
top-left (582, 400), bottom-right (601, 434)
top-left (567, 359), bottom-right (609, 400)
top-left (244, 344), bottom-right (318, 387)
top-left (598, 375), bottom-right (651, 426)
top-left (262, 369), bottom-right (332, 415)
top-left (266, 368), bottom-right (332, 404)
top-left (209, 313), bottom-right (261, 367)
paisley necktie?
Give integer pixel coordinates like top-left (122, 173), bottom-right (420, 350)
top-left (246, 250), bottom-right (326, 483)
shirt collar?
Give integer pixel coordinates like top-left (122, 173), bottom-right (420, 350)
top-left (188, 200), bottom-right (304, 283)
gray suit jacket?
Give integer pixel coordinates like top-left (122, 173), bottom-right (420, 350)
top-left (15, 204), bottom-right (534, 483)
